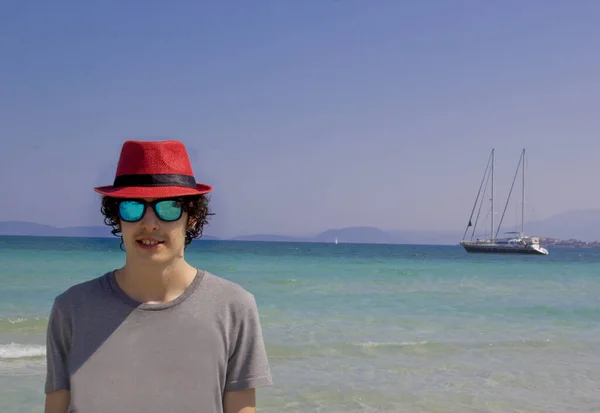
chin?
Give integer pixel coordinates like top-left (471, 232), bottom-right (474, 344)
top-left (135, 252), bottom-right (177, 266)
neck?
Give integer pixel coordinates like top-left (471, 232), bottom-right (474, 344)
top-left (115, 257), bottom-right (198, 304)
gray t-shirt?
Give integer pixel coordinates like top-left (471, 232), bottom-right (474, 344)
top-left (45, 269), bottom-right (273, 413)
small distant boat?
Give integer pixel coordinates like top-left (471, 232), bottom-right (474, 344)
top-left (334, 237), bottom-right (338, 245)
top-left (460, 149), bottom-right (549, 256)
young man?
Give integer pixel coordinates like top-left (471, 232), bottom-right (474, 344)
top-left (44, 140), bottom-right (272, 413)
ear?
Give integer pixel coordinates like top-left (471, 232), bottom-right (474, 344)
top-left (187, 216), bottom-right (197, 230)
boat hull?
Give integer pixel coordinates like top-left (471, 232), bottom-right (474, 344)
top-left (461, 243), bottom-right (548, 255)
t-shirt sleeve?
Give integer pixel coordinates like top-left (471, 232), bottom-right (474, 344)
top-left (45, 297), bottom-right (72, 393)
top-left (225, 293), bottom-right (273, 392)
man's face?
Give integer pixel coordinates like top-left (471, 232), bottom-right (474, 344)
top-left (119, 197), bottom-right (191, 264)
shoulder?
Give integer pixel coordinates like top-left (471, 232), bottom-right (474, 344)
top-left (198, 271), bottom-right (262, 318)
top-left (200, 271), bottom-right (257, 303)
top-left (52, 272), bottom-right (112, 311)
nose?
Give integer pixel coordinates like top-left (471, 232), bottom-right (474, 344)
top-left (140, 206), bottom-right (160, 230)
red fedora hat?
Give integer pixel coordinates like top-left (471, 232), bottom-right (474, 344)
top-left (94, 140), bottom-right (213, 198)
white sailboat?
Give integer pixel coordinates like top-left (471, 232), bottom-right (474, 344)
top-left (460, 149), bottom-right (549, 256)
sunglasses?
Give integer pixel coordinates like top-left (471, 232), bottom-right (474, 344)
top-left (118, 199), bottom-right (184, 223)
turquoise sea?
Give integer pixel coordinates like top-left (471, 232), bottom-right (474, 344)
top-left (1, 235), bottom-right (599, 412)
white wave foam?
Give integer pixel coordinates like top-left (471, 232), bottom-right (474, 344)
top-left (360, 341), bottom-right (428, 347)
top-left (0, 343), bottom-right (46, 359)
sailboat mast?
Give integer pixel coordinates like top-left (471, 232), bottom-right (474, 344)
top-left (521, 148), bottom-right (525, 237)
top-left (491, 148), bottom-right (495, 242)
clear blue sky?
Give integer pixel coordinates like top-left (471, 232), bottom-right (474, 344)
top-left (1, 0), bottom-right (600, 238)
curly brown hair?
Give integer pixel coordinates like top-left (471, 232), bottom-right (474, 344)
top-left (100, 195), bottom-right (214, 250)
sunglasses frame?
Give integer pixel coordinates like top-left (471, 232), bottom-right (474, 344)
top-left (117, 198), bottom-right (184, 223)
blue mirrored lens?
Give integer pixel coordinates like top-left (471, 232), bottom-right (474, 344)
top-left (119, 201), bottom-right (145, 222)
top-left (155, 200), bottom-right (182, 221)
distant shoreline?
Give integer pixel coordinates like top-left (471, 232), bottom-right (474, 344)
top-left (2, 233), bottom-right (600, 249)
top-left (2, 220), bottom-right (600, 247)
top-left (539, 238), bottom-right (600, 248)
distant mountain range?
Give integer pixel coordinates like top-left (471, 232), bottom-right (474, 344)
top-left (2, 208), bottom-right (600, 244)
